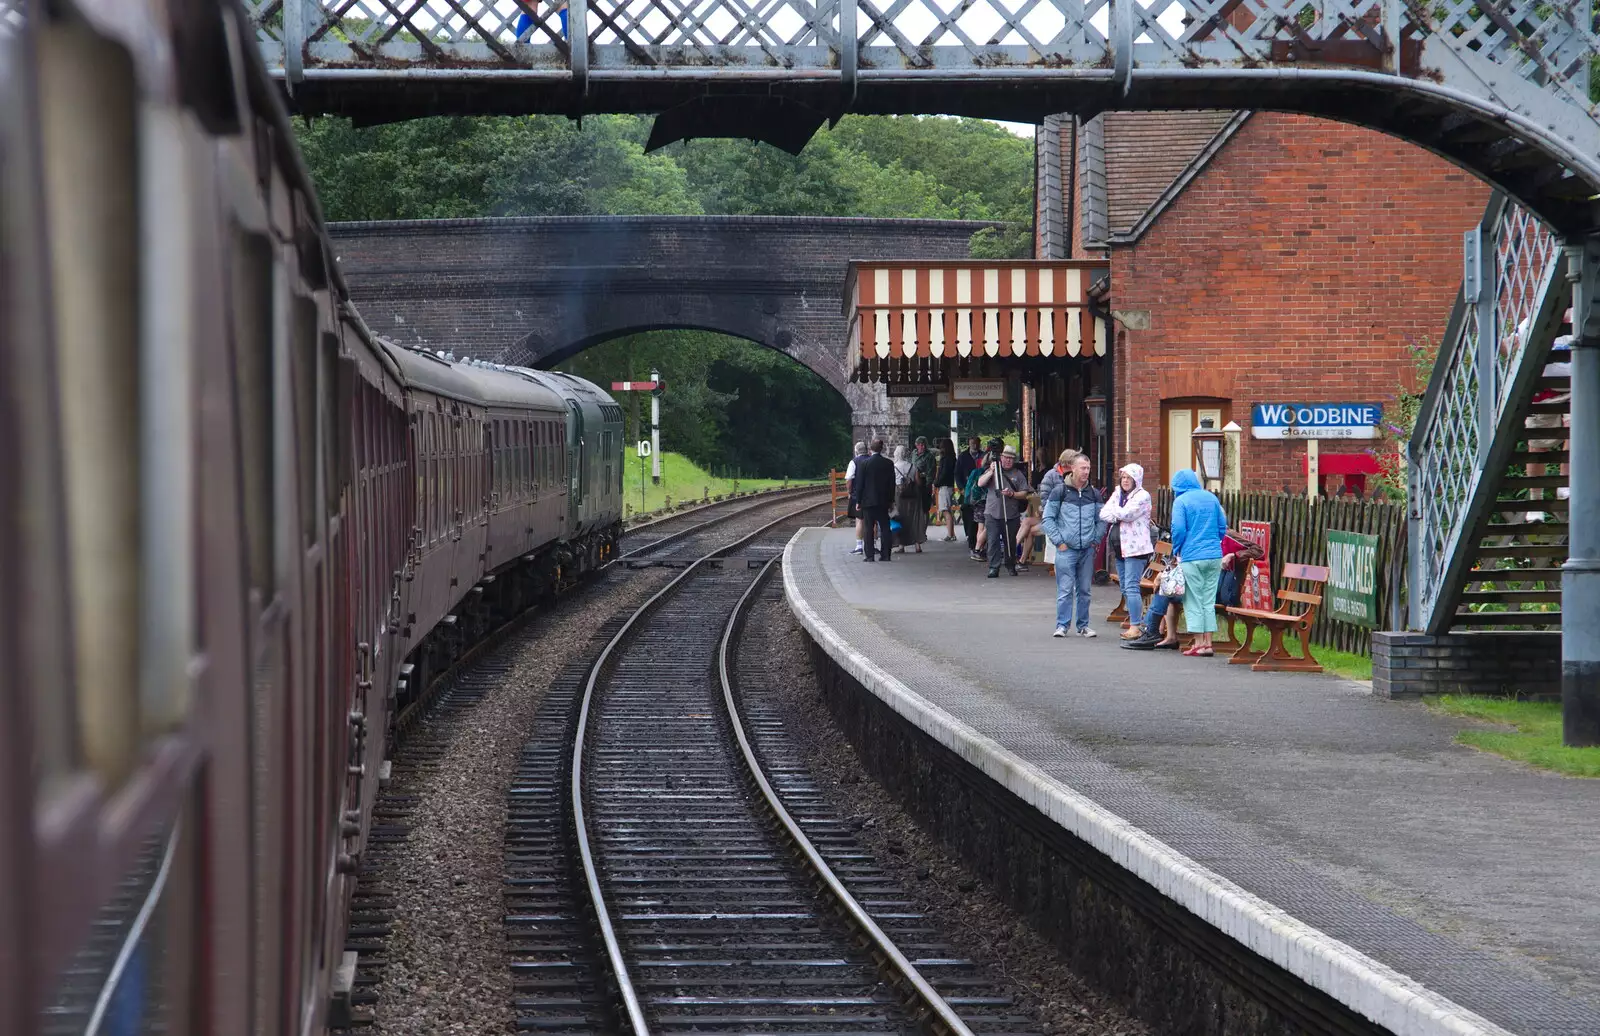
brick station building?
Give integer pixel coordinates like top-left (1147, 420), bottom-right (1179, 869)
top-left (1026, 110), bottom-right (1489, 492)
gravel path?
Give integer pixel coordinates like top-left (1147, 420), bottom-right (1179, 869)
top-left (742, 584), bottom-right (1153, 1036)
top-left (366, 567), bottom-right (673, 1036)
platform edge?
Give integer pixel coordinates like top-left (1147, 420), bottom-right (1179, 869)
top-left (780, 527), bottom-right (1513, 1036)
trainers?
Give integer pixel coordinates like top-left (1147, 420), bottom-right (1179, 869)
top-left (1077, 627), bottom-right (1097, 638)
top-left (850, 545), bottom-right (863, 555)
top-left (1053, 626), bottom-right (1068, 638)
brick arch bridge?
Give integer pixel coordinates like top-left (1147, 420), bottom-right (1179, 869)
top-left (327, 215), bottom-right (995, 446)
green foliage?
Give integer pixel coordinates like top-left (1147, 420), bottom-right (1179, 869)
top-left (294, 112), bottom-right (1034, 478)
top-left (1375, 336), bottom-right (1439, 501)
top-left (556, 330), bottom-right (852, 479)
top-left (1428, 696), bottom-right (1600, 777)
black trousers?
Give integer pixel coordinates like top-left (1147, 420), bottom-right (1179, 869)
top-left (861, 505), bottom-right (892, 561)
top-left (985, 515), bottom-right (1020, 572)
top-left (961, 504), bottom-right (979, 550)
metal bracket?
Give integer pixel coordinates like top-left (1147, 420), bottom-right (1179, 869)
top-left (283, 0), bottom-right (305, 88)
top-left (1112, 0), bottom-right (1133, 97)
top-left (571, 0), bottom-right (590, 98)
top-left (1572, 235), bottom-right (1600, 348)
top-left (839, 0), bottom-right (858, 112)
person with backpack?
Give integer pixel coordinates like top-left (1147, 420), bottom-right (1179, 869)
top-left (1041, 451), bottom-right (1106, 638)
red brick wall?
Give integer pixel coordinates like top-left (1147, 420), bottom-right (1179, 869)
top-left (1111, 113), bottom-right (1488, 490)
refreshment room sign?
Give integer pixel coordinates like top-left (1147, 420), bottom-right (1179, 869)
top-left (1251, 403), bottom-right (1381, 439)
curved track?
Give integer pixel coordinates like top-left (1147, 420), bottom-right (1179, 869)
top-left (566, 502), bottom-right (1038, 1035)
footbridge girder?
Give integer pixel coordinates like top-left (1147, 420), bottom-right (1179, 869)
top-left (250, 1), bottom-right (1600, 233)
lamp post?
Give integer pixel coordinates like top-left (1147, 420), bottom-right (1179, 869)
top-left (1191, 418), bottom-right (1226, 492)
top-left (1084, 393), bottom-right (1107, 485)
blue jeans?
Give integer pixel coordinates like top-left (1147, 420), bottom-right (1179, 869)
top-left (1055, 545), bottom-right (1094, 630)
top-left (1117, 555), bottom-right (1147, 625)
top-left (1142, 592), bottom-right (1173, 635)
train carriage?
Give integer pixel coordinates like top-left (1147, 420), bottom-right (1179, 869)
top-left (0, 4), bottom-right (625, 1035)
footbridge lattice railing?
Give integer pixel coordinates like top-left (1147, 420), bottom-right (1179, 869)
top-left (1407, 195), bottom-right (1567, 633)
top-left (243, 1), bottom-right (1597, 108)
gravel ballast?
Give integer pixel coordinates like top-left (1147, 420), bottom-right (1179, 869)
top-left (740, 583), bottom-right (1153, 1036)
top-left (365, 568), bottom-right (673, 1036)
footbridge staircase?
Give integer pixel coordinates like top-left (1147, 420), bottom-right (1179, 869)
top-left (1408, 196), bottom-right (1573, 634)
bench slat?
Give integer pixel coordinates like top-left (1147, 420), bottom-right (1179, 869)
top-left (1276, 589), bottom-right (1323, 606)
top-left (1280, 563), bottom-right (1329, 582)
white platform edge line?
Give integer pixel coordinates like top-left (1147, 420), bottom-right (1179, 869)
top-left (781, 528), bottom-right (1515, 1036)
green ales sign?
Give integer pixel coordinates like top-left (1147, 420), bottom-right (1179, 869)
top-left (1326, 529), bottom-right (1379, 628)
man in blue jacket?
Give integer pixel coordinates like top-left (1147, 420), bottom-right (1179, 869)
top-left (1041, 451), bottom-right (1105, 638)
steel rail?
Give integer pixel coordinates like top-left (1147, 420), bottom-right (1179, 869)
top-left (613, 485), bottom-right (829, 563)
top-left (570, 497), bottom-right (831, 1035)
top-left (718, 557), bottom-right (978, 1036)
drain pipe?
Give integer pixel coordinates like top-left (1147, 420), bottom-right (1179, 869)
top-left (1564, 237), bottom-right (1600, 745)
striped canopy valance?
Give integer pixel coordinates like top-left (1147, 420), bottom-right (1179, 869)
top-left (846, 261), bottom-right (1110, 361)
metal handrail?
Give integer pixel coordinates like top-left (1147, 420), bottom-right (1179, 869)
top-left (1407, 195), bottom-right (1564, 631)
top-left (719, 557), bottom-right (977, 1036)
top-left (570, 497), bottom-right (831, 1035)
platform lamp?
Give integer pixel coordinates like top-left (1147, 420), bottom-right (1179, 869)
top-left (1191, 418), bottom-right (1226, 492)
top-left (1083, 393), bottom-right (1107, 486)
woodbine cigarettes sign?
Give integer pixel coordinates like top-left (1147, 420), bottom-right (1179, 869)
top-left (1251, 403), bottom-right (1381, 439)
top-left (1326, 529), bottom-right (1380, 628)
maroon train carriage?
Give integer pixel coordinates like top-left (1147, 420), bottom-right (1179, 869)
top-left (0, 4), bottom-right (623, 1035)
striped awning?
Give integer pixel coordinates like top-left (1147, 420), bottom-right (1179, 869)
top-left (847, 261), bottom-right (1110, 362)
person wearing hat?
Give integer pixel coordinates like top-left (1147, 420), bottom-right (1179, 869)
top-left (977, 443), bottom-right (1029, 577)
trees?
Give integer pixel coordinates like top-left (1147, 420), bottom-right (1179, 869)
top-left (295, 113), bottom-right (1033, 476)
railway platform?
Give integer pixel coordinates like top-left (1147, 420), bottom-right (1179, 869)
top-left (782, 525), bottom-right (1600, 1036)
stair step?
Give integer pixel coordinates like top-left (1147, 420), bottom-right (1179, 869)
top-left (1460, 590), bottom-right (1562, 604)
top-left (1448, 610), bottom-right (1563, 626)
top-left (1484, 522), bottom-right (1567, 536)
top-left (1511, 450), bottom-right (1568, 464)
top-left (1473, 544), bottom-right (1569, 558)
top-left (1525, 402), bottom-right (1570, 415)
top-left (1491, 498), bottom-right (1566, 513)
top-left (1535, 376), bottom-right (1570, 390)
top-left (1499, 476), bottom-right (1569, 490)
top-left (1466, 568), bottom-right (1566, 582)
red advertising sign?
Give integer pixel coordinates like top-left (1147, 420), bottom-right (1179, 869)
top-left (1237, 520), bottom-right (1273, 611)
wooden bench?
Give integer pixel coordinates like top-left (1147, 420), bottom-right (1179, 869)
top-left (1107, 542), bottom-right (1169, 626)
top-left (1113, 543), bottom-right (1242, 650)
top-left (1225, 562), bottom-right (1329, 673)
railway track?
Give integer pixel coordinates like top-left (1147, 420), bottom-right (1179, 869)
top-left (502, 496), bottom-right (1042, 1035)
top-left (339, 490), bottom-right (828, 1032)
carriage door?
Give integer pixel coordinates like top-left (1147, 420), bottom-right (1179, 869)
top-left (568, 401), bottom-right (584, 502)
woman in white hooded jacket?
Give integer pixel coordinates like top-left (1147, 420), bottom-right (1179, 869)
top-left (1100, 463), bottom-right (1154, 638)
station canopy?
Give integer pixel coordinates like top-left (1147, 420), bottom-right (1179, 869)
top-left (845, 260), bottom-right (1110, 384)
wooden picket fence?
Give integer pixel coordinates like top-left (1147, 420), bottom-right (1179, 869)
top-left (1150, 489), bottom-right (1407, 655)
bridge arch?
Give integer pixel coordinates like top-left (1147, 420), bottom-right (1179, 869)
top-left (326, 215), bottom-right (966, 443)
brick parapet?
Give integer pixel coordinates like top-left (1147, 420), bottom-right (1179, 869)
top-left (1372, 631), bottom-right (1560, 699)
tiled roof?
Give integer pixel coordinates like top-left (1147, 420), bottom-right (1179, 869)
top-left (1099, 110), bottom-right (1240, 238)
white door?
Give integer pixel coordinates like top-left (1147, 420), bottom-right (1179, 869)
top-left (1165, 406), bottom-right (1222, 485)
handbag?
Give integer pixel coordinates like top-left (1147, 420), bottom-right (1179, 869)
top-left (1107, 520), bottom-right (1122, 558)
top-left (1158, 562), bottom-right (1186, 598)
top-left (1217, 567), bottom-right (1241, 607)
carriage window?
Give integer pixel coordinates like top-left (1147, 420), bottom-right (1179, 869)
top-left (231, 229), bottom-right (275, 597)
top-left (290, 294), bottom-right (319, 544)
top-left (37, 20), bottom-right (143, 787)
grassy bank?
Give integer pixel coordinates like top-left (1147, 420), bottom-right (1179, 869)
top-left (1426, 696), bottom-right (1600, 777)
top-left (622, 452), bottom-right (812, 517)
